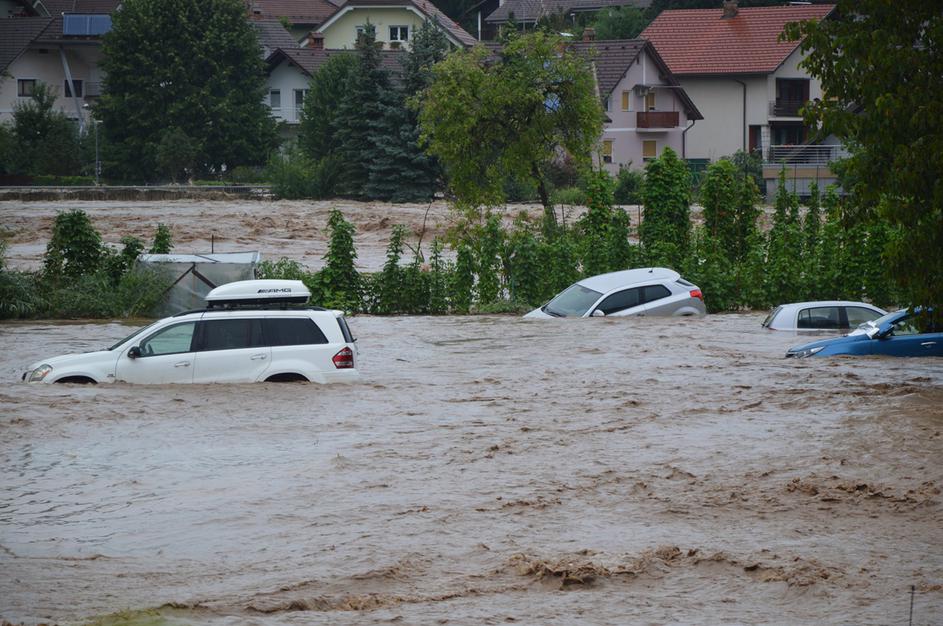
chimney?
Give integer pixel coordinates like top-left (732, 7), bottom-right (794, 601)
top-left (306, 32), bottom-right (324, 49)
top-left (722, 0), bottom-right (738, 19)
top-left (582, 27), bottom-right (595, 42)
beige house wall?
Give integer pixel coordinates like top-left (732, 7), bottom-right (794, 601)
top-left (0, 47), bottom-right (103, 125)
top-left (320, 8), bottom-right (428, 49)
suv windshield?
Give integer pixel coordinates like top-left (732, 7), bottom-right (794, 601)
top-left (108, 321), bottom-right (158, 351)
top-left (544, 284), bottom-right (602, 317)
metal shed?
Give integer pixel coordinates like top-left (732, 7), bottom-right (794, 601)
top-left (137, 251), bottom-right (262, 315)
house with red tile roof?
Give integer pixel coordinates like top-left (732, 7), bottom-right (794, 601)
top-left (571, 35), bottom-right (702, 175)
top-left (642, 1), bottom-right (840, 195)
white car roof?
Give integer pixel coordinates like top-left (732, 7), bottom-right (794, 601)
top-left (776, 301), bottom-right (885, 313)
top-left (578, 267), bottom-right (680, 293)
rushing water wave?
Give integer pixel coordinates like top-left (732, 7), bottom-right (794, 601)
top-left (1, 314), bottom-right (941, 625)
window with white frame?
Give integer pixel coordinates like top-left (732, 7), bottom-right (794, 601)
top-left (389, 25), bottom-right (409, 41)
top-left (269, 89), bottom-right (281, 110)
top-left (17, 79), bottom-right (36, 97)
top-left (294, 89), bottom-right (307, 110)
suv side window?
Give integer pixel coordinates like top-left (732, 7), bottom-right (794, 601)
top-left (797, 306), bottom-right (841, 329)
top-left (140, 322), bottom-right (197, 356)
top-left (596, 288), bottom-right (640, 315)
top-left (199, 318), bottom-right (262, 351)
top-left (264, 318), bottom-right (328, 346)
top-left (641, 284), bottom-right (671, 304)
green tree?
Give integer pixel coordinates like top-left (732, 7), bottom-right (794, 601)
top-left (43, 210), bottom-right (103, 280)
top-left (318, 209), bottom-right (361, 310)
top-left (700, 159), bottom-right (740, 261)
top-left (592, 6), bottom-right (647, 40)
top-left (299, 52), bottom-right (358, 160)
top-left (419, 32), bottom-right (603, 228)
top-left (365, 19), bottom-right (450, 202)
top-left (577, 169), bottom-right (618, 276)
top-left (150, 223), bottom-right (173, 254)
top-left (640, 147), bottom-right (690, 267)
top-left (156, 127), bottom-right (200, 183)
top-left (9, 83), bottom-right (83, 176)
top-left (334, 23), bottom-right (392, 198)
top-left (784, 1), bottom-right (943, 320)
top-left (764, 170), bottom-right (803, 304)
top-left (98, 0), bottom-right (277, 181)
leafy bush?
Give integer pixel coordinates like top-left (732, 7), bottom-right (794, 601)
top-left (42, 267), bottom-right (170, 318)
top-left (31, 175), bottom-right (95, 186)
top-left (267, 149), bottom-right (341, 199)
top-left (149, 223), bottom-right (173, 254)
top-left (226, 165), bottom-right (268, 183)
top-left (613, 165), bottom-right (643, 205)
top-left (551, 186), bottom-right (585, 206)
top-left (43, 210), bottom-right (103, 280)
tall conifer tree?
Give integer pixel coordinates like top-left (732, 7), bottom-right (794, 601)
top-left (334, 24), bottom-right (391, 198)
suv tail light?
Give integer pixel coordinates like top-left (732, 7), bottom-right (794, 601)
top-left (332, 347), bottom-right (354, 369)
top-left (690, 289), bottom-right (703, 301)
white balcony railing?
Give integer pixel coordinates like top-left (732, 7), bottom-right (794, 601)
top-left (269, 105), bottom-right (303, 124)
top-left (765, 144), bottom-right (849, 166)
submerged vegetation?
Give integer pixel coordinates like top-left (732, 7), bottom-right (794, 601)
top-left (254, 151), bottom-right (900, 316)
top-left (0, 212), bottom-right (172, 319)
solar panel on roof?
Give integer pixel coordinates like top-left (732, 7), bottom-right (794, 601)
top-left (62, 14), bottom-right (112, 36)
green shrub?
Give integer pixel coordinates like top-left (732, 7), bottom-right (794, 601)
top-left (43, 209), bottom-right (103, 280)
top-left (550, 186), bottom-right (585, 206)
top-left (0, 240), bottom-right (44, 318)
top-left (32, 175), bottom-right (95, 186)
top-left (613, 165), bottom-right (643, 205)
top-left (149, 223), bottom-right (173, 254)
top-left (227, 165), bottom-right (268, 183)
top-left (42, 267), bottom-right (169, 318)
top-left (267, 150), bottom-right (341, 199)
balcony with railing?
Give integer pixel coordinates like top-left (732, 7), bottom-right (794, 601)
top-left (769, 98), bottom-right (807, 117)
top-left (269, 105), bottom-right (302, 124)
top-left (636, 111), bottom-right (679, 129)
top-left (765, 144), bottom-right (849, 165)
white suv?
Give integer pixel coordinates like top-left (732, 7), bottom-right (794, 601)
top-left (22, 280), bottom-right (359, 384)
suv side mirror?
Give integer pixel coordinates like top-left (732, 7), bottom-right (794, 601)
top-left (591, 309), bottom-right (606, 317)
top-left (127, 346), bottom-right (141, 359)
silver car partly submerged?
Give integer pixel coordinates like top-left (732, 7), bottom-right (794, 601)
top-left (524, 267), bottom-right (706, 319)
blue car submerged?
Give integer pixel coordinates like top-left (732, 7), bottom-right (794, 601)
top-left (786, 309), bottom-right (943, 358)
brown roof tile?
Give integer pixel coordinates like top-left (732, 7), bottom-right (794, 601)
top-left (267, 46), bottom-right (406, 79)
top-left (485, 0), bottom-right (650, 24)
top-left (0, 17), bottom-right (52, 73)
top-left (252, 18), bottom-right (301, 55)
top-left (641, 4), bottom-right (835, 76)
top-left (247, 0), bottom-right (338, 25)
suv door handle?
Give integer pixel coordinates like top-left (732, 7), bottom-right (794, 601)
top-left (174, 361), bottom-right (191, 367)
top-left (921, 341), bottom-right (937, 347)
top-left (250, 354), bottom-right (268, 360)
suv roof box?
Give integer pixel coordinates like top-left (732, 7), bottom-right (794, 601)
top-left (205, 279), bottom-right (311, 307)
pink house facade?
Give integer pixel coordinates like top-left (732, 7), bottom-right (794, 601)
top-left (571, 37), bottom-right (702, 175)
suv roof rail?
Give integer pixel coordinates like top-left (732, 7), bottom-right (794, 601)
top-left (173, 304), bottom-right (329, 317)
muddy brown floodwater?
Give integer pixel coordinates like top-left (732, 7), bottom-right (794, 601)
top-left (1, 314), bottom-right (942, 625)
